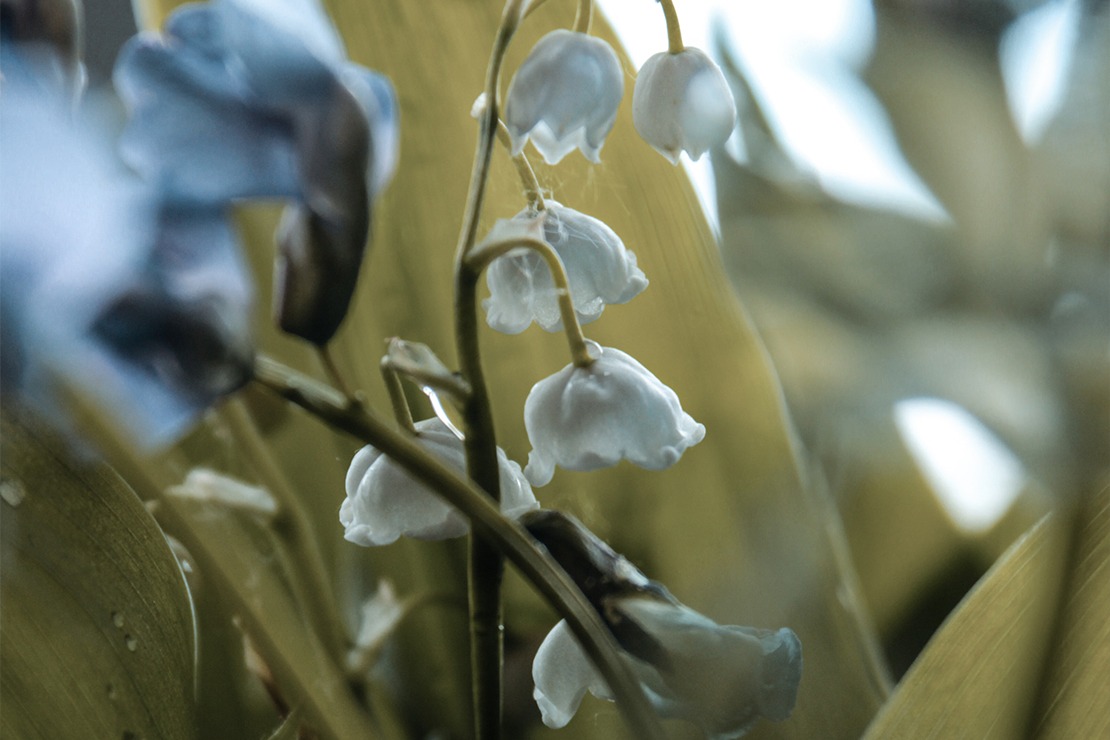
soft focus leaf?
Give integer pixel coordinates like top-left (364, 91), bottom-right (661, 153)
top-left (0, 410), bottom-right (196, 740)
top-left (865, 478), bottom-right (1110, 739)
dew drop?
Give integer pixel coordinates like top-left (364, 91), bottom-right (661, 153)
top-left (112, 611), bottom-right (125, 629)
top-left (106, 683), bottom-right (117, 701)
top-left (0, 477), bottom-right (26, 508)
top-left (124, 634), bottom-right (138, 652)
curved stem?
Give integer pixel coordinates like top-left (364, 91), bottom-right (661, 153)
top-left (453, 3), bottom-right (526, 737)
top-left (496, 120), bottom-right (546, 211)
top-left (573, 0), bottom-right (592, 33)
top-left (380, 360), bottom-right (417, 434)
top-left (467, 237), bottom-right (595, 368)
top-left (253, 357), bottom-right (665, 740)
top-left (659, 0), bottom-right (684, 54)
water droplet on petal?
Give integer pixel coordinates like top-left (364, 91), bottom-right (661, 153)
top-left (112, 611), bottom-right (125, 629)
top-left (124, 634), bottom-right (138, 652)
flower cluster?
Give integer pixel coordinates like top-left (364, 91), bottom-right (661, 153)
top-left (504, 12), bottom-right (735, 165)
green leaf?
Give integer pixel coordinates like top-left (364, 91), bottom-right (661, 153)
top-left (0, 411), bottom-right (196, 740)
top-left (863, 483), bottom-right (1110, 739)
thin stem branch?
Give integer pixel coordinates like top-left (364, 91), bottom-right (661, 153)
top-left (659, 0), bottom-right (684, 54)
top-left (573, 0), bottom-right (592, 33)
top-left (467, 237), bottom-right (596, 368)
top-left (221, 399), bottom-right (350, 661)
top-left (453, 2), bottom-right (526, 737)
top-left (380, 360), bottom-right (417, 434)
top-left (316, 345), bottom-right (354, 400)
top-left (496, 120), bottom-right (546, 211)
top-left (253, 356), bottom-right (665, 740)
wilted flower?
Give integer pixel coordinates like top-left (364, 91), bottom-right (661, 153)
top-left (632, 47), bottom-right (736, 164)
top-left (114, 0), bottom-right (399, 344)
top-left (484, 201), bottom-right (648, 334)
top-left (504, 29), bottom-right (623, 164)
top-left (341, 418), bottom-right (538, 546)
top-left (0, 74), bottom-right (253, 446)
top-left (523, 342), bottom-right (705, 486)
top-left (523, 510), bottom-right (802, 739)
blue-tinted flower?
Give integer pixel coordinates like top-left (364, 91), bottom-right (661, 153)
top-left (341, 418), bottom-right (538, 546)
top-left (0, 77), bottom-right (253, 447)
top-left (533, 603), bottom-right (802, 739)
top-left (504, 29), bottom-right (623, 164)
top-left (522, 509), bottom-right (801, 738)
top-left (114, 0), bottom-right (398, 344)
top-left (632, 47), bottom-right (736, 164)
top-left (483, 202), bottom-right (648, 334)
top-left (523, 342), bottom-right (705, 486)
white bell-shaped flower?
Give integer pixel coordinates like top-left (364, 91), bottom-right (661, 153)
top-left (504, 30), bottom-right (624, 164)
top-left (523, 341), bottom-right (705, 486)
top-left (533, 600), bottom-right (802, 739)
top-left (341, 418), bottom-right (538, 546)
top-left (484, 202), bottom-right (648, 334)
top-left (632, 47), bottom-right (736, 164)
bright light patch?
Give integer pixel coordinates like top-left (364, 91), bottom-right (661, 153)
top-left (1000, 0), bottom-right (1080, 143)
top-left (894, 398), bottom-right (1025, 534)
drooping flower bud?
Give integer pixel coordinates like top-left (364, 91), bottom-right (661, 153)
top-left (484, 202), bottom-right (647, 334)
top-left (504, 29), bottom-right (623, 164)
top-left (633, 47), bottom-right (736, 164)
top-left (523, 341), bottom-right (704, 486)
top-left (341, 418), bottom-right (538, 546)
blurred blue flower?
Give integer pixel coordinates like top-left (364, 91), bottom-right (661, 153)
top-left (504, 29), bottom-right (624, 164)
top-left (483, 201), bottom-right (648, 334)
top-left (114, 0), bottom-right (399, 343)
top-left (0, 73), bottom-right (253, 447)
top-left (523, 341), bottom-right (705, 486)
top-left (341, 418), bottom-right (539, 546)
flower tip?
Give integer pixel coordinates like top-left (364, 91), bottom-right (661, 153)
top-left (759, 628), bottom-right (803, 721)
top-left (524, 452), bottom-right (555, 487)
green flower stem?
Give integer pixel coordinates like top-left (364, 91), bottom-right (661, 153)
top-left (253, 356), bottom-right (666, 740)
top-left (379, 360), bottom-right (418, 434)
top-left (574, 0), bottom-right (592, 33)
top-left (495, 120), bottom-right (546, 211)
top-left (453, 1), bottom-right (526, 737)
top-left (466, 237), bottom-right (596, 368)
top-left (222, 399), bottom-right (351, 663)
top-left (659, 0), bottom-right (684, 54)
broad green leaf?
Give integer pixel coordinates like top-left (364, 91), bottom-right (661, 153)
top-left (134, 0), bottom-right (891, 736)
top-left (864, 480), bottom-right (1110, 738)
top-left (0, 411), bottom-right (196, 740)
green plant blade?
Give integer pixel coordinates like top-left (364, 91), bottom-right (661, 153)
top-left (0, 411), bottom-right (196, 740)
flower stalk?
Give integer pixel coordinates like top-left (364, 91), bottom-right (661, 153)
top-left (496, 120), bottom-right (546, 211)
top-left (453, 2), bottom-right (526, 735)
top-left (467, 237), bottom-right (597, 368)
top-left (658, 0), bottom-right (684, 54)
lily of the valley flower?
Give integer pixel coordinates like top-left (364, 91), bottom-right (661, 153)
top-left (341, 418), bottom-right (538, 546)
top-left (504, 29), bottom-right (623, 164)
top-left (534, 606), bottom-right (802, 739)
top-left (484, 202), bottom-right (648, 334)
top-left (524, 341), bottom-right (705, 486)
top-left (114, 0), bottom-right (399, 344)
top-left (0, 70), bottom-right (253, 447)
top-left (632, 47), bottom-right (736, 164)
top-left (523, 510), bottom-right (802, 739)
